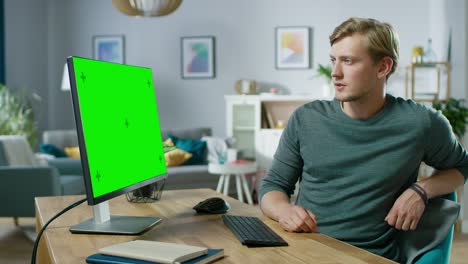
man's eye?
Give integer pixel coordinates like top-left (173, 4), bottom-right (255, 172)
top-left (344, 59), bottom-right (352, 64)
top-left (330, 58), bottom-right (336, 65)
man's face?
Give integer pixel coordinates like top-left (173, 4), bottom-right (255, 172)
top-left (330, 33), bottom-right (381, 102)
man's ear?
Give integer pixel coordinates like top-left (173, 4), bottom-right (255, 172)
top-left (377, 56), bottom-right (393, 79)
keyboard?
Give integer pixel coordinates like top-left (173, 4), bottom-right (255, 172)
top-left (222, 215), bottom-right (288, 247)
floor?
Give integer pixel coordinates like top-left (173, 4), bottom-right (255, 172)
top-left (2, 217), bottom-right (468, 263)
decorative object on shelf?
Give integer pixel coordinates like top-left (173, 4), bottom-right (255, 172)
top-left (411, 46), bottom-right (424, 64)
top-left (181, 36), bottom-right (215, 79)
top-left (112, 0), bottom-right (182, 17)
top-left (234, 80), bottom-right (257, 95)
top-left (423, 38), bottom-right (437, 63)
top-left (314, 64), bottom-right (333, 98)
top-left (276, 120), bottom-right (285, 129)
top-left (275, 26), bottom-right (312, 69)
top-left (433, 98), bottom-right (468, 139)
top-left (0, 84), bottom-right (37, 148)
top-left (93, 35), bottom-right (125, 64)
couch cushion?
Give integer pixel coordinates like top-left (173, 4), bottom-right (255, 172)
top-left (60, 175), bottom-right (85, 195)
top-left (64, 146), bottom-right (80, 158)
top-left (0, 135), bottom-right (39, 166)
top-left (40, 143), bottom-right (68, 158)
top-left (0, 142), bottom-right (8, 166)
top-left (165, 148), bottom-right (192, 167)
top-left (168, 135), bottom-right (207, 165)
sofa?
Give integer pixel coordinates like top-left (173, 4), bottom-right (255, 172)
top-left (0, 135), bottom-right (85, 219)
top-left (42, 127), bottom-right (221, 191)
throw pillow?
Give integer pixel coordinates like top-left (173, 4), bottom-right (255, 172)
top-left (163, 138), bottom-right (177, 153)
top-left (168, 134), bottom-right (207, 165)
top-left (39, 144), bottom-right (68, 158)
top-left (64, 146), bottom-right (80, 159)
top-left (164, 148), bottom-right (192, 167)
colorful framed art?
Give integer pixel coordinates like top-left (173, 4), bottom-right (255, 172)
top-left (275, 27), bottom-right (311, 69)
top-left (181, 36), bottom-right (215, 79)
top-left (93, 35), bottom-right (125, 64)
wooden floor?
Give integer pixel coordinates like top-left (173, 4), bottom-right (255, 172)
top-left (2, 217), bottom-right (468, 263)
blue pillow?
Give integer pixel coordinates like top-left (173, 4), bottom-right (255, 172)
top-left (168, 134), bottom-right (207, 165)
top-left (39, 144), bottom-right (68, 158)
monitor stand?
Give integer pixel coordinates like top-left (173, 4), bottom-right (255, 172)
top-left (69, 201), bottom-right (161, 235)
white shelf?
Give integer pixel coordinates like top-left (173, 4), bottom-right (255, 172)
top-left (226, 95), bottom-right (320, 163)
top-left (225, 94), bottom-right (325, 102)
top-left (233, 126), bottom-right (256, 131)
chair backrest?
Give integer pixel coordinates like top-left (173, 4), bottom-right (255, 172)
top-left (0, 135), bottom-right (39, 166)
top-left (400, 192), bottom-right (458, 264)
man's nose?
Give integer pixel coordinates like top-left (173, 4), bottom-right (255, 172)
top-left (331, 64), bottom-right (342, 79)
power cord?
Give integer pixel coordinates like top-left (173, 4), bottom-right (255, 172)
top-left (31, 197), bottom-right (87, 264)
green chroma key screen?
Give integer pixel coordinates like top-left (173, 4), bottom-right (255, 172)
top-left (69, 57), bottom-right (167, 200)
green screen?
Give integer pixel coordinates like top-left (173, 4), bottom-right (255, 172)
top-left (70, 57), bottom-right (166, 199)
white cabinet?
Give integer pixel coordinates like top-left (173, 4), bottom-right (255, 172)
top-left (225, 95), bottom-right (260, 159)
top-left (225, 95), bottom-right (321, 169)
top-left (255, 129), bottom-right (283, 169)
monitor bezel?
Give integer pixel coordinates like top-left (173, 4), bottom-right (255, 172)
top-left (67, 56), bottom-right (168, 206)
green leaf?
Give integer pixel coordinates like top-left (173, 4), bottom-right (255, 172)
top-left (0, 84), bottom-right (37, 147)
top-left (314, 64), bottom-right (332, 82)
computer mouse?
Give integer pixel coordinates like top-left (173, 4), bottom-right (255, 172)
top-left (193, 197), bottom-right (230, 214)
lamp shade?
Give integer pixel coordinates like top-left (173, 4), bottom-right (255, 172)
top-left (61, 63), bottom-right (70, 91)
top-left (112, 0), bottom-right (182, 17)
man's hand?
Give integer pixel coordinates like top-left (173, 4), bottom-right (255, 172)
top-left (277, 204), bottom-right (318, 233)
top-left (385, 188), bottom-right (426, 231)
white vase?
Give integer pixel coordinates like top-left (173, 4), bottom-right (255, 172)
top-left (322, 81), bottom-right (334, 99)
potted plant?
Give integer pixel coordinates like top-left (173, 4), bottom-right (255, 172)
top-left (0, 84), bottom-right (37, 147)
top-left (433, 98), bottom-right (468, 139)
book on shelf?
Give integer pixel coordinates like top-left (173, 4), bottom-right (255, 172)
top-left (261, 103), bottom-right (275, 129)
top-left (91, 240), bottom-right (223, 264)
top-left (86, 249), bottom-right (224, 264)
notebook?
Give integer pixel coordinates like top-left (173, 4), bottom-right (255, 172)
top-left (87, 249), bottom-right (224, 264)
top-left (98, 240), bottom-right (209, 264)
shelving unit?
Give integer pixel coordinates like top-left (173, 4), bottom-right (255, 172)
top-left (404, 61), bottom-right (450, 102)
top-left (225, 94), bottom-right (321, 165)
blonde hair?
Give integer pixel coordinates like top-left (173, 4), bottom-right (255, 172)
top-left (330, 17), bottom-right (399, 79)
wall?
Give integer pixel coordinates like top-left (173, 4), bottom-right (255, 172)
top-left (4, 0), bottom-right (48, 133)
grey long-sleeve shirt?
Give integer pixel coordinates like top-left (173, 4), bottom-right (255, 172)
top-left (259, 94), bottom-right (468, 262)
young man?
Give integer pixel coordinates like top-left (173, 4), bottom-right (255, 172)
top-left (259, 17), bottom-right (468, 262)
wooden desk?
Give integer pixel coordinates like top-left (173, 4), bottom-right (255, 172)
top-left (35, 189), bottom-right (396, 263)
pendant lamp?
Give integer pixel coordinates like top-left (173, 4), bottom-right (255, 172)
top-left (112, 0), bottom-right (182, 17)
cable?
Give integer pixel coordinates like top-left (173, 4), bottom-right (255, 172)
top-left (31, 197), bottom-right (87, 264)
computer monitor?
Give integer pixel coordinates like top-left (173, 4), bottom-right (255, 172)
top-left (67, 56), bottom-right (168, 235)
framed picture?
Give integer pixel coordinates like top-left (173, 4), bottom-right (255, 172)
top-left (93, 35), bottom-right (125, 64)
top-left (181, 36), bottom-right (215, 79)
top-left (275, 27), bottom-right (311, 69)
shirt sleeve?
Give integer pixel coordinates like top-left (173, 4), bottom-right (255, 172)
top-left (423, 108), bottom-right (468, 183)
top-left (258, 109), bottom-right (304, 202)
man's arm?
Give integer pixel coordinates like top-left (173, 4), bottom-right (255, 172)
top-left (385, 169), bottom-right (464, 231)
top-left (259, 109), bottom-right (317, 232)
top-left (418, 168), bottom-right (465, 198)
top-left (260, 190), bottom-right (317, 233)
top-left (385, 107), bottom-right (468, 231)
